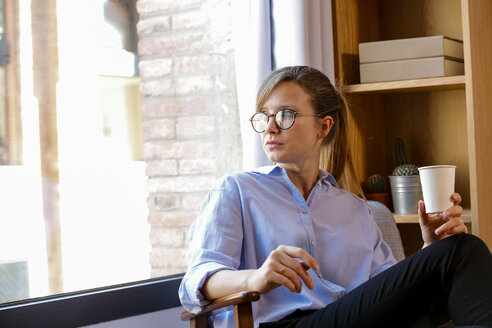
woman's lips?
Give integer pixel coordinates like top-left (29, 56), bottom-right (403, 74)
top-left (265, 141), bottom-right (282, 149)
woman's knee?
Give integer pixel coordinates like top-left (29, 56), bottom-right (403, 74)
top-left (441, 234), bottom-right (492, 270)
top-left (430, 234), bottom-right (489, 264)
top-left (456, 233), bottom-right (490, 255)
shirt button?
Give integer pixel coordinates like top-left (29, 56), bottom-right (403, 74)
top-left (302, 209), bottom-right (308, 214)
top-left (317, 273), bottom-right (322, 278)
top-left (311, 241), bottom-right (316, 246)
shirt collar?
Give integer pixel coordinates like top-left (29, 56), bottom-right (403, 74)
top-left (253, 165), bottom-right (338, 187)
top-left (318, 168), bottom-right (338, 187)
top-left (253, 165), bottom-right (281, 175)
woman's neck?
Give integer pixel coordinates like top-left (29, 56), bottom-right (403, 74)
top-left (280, 163), bottom-right (320, 200)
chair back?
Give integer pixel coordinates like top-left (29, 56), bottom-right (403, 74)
top-left (368, 200), bottom-right (406, 261)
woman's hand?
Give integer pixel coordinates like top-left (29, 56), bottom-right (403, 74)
top-left (200, 245), bottom-right (319, 300)
top-left (419, 193), bottom-right (468, 248)
top-left (248, 245), bottom-right (319, 294)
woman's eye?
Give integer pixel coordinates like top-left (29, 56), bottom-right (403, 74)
top-left (282, 110), bottom-right (294, 118)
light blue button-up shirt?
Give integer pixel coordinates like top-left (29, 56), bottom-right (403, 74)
top-left (179, 166), bottom-right (396, 328)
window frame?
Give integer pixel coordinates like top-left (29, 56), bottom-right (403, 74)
top-left (0, 273), bottom-right (184, 327)
top-left (1, 0), bottom-right (22, 165)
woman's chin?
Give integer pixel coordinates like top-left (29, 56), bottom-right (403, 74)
top-left (265, 152), bottom-right (282, 163)
top-left (267, 155), bottom-right (288, 165)
top-left (264, 149), bottom-right (293, 164)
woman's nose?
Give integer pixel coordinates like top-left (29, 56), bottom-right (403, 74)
top-left (265, 115), bottom-right (279, 133)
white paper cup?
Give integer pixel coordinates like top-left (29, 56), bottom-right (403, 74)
top-left (418, 165), bottom-right (456, 214)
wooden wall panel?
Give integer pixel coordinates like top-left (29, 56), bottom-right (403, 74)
top-left (332, 0), bottom-right (380, 85)
top-left (381, 0), bottom-right (462, 41)
top-left (384, 90), bottom-right (470, 208)
top-left (462, 0), bottom-right (492, 245)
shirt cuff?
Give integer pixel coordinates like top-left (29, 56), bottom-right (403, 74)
top-left (179, 261), bottom-right (236, 313)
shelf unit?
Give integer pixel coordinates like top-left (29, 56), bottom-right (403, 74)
top-left (394, 209), bottom-right (472, 224)
top-left (341, 76), bottom-right (465, 94)
top-left (332, 0), bottom-right (492, 251)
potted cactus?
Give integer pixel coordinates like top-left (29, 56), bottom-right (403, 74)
top-left (388, 137), bottom-right (423, 215)
top-left (363, 174), bottom-right (392, 211)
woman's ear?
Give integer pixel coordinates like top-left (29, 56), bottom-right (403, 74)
top-left (318, 116), bottom-right (334, 139)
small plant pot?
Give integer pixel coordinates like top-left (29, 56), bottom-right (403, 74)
top-left (388, 175), bottom-right (423, 215)
top-left (366, 192), bottom-right (393, 212)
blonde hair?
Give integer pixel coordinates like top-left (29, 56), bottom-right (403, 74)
top-left (256, 66), bottom-right (362, 195)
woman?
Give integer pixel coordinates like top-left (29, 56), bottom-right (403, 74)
top-left (179, 66), bottom-right (492, 327)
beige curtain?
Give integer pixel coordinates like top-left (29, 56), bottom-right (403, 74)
top-left (232, 0), bottom-right (335, 170)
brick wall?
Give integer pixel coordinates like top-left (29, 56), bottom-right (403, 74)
top-left (136, 0), bottom-right (242, 277)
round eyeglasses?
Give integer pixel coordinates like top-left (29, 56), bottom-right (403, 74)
top-left (249, 109), bottom-right (324, 133)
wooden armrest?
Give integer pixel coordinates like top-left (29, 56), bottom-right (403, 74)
top-left (180, 291), bottom-right (260, 321)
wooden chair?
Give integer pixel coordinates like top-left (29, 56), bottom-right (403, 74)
top-left (180, 201), bottom-right (405, 327)
top-left (180, 291), bottom-right (260, 328)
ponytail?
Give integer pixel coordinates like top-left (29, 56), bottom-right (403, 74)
top-left (319, 86), bottom-right (363, 197)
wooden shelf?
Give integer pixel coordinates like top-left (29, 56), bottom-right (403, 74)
top-left (341, 75), bottom-right (465, 94)
top-left (332, 0), bottom-right (492, 247)
top-left (394, 209), bottom-right (472, 224)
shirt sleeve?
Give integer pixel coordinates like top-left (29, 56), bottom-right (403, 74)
top-left (178, 175), bottom-right (244, 313)
top-left (366, 206), bottom-right (398, 278)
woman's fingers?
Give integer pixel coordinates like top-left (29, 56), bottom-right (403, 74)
top-left (443, 224), bottom-right (468, 236)
top-left (266, 246), bottom-right (317, 292)
top-left (277, 245), bottom-right (319, 270)
top-left (443, 204), bottom-right (463, 220)
top-left (435, 216), bottom-right (467, 236)
top-left (282, 258), bottom-right (314, 291)
top-left (276, 246), bottom-right (317, 289)
top-left (277, 265), bottom-right (303, 293)
top-left (255, 245), bottom-right (319, 294)
top-left (260, 260), bottom-right (301, 293)
top-left (419, 193), bottom-right (466, 246)
top-left (270, 271), bottom-right (297, 293)
top-left (418, 200), bottom-right (429, 225)
top-left (450, 192), bottom-right (462, 206)
top-left (433, 203), bottom-right (464, 235)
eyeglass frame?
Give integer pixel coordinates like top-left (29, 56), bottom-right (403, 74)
top-left (249, 108), bottom-right (326, 133)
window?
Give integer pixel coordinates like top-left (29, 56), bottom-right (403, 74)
top-left (0, 0), bottom-right (150, 303)
top-left (0, 0), bottom-right (243, 307)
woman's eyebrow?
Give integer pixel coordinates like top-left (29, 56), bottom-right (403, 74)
top-left (278, 104), bottom-right (297, 109)
top-left (260, 104), bottom-right (298, 112)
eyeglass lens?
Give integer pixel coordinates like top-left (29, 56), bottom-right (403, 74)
top-left (251, 109), bottom-right (296, 133)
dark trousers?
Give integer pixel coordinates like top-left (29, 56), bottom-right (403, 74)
top-left (260, 234), bottom-right (492, 328)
